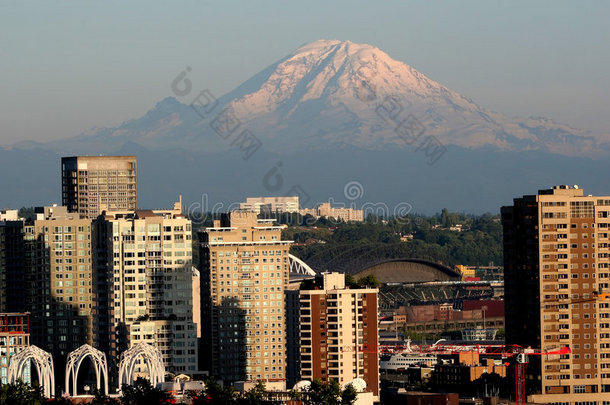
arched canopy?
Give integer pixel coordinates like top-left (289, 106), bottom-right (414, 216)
top-left (65, 344), bottom-right (109, 396)
top-left (353, 258), bottom-right (460, 283)
top-left (8, 345), bottom-right (55, 398)
top-left (118, 342), bottom-right (165, 388)
top-left (289, 254), bottom-right (317, 276)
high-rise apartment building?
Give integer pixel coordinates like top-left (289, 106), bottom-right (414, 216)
top-left (61, 156), bottom-right (137, 218)
top-left (502, 185), bottom-right (610, 404)
top-left (299, 273), bottom-right (380, 399)
top-left (23, 206), bottom-right (94, 358)
top-left (199, 211), bottom-right (291, 383)
top-left (240, 197), bottom-right (300, 214)
top-left (300, 202), bottom-right (364, 222)
top-left (94, 201), bottom-right (197, 374)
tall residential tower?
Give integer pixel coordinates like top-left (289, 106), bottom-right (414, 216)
top-left (24, 206), bottom-right (94, 357)
top-left (94, 201), bottom-right (197, 374)
top-left (199, 211), bottom-right (291, 384)
top-left (502, 185), bottom-right (610, 404)
top-left (299, 272), bottom-right (380, 400)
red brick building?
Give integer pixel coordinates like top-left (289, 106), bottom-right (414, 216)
top-left (299, 273), bottom-right (379, 399)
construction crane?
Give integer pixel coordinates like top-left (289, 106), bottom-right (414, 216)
top-left (541, 290), bottom-right (610, 308)
top-left (502, 345), bottom-right (571, 405)
top-left (375, 290), bottom-right (610, 403)
top-left (507, 290), bottom-right (610, 405)
top-left (373, 338), bottom-right (570, 404)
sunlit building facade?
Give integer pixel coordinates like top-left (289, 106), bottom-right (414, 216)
top-left (503, 185), bottom-right (610, 404)
top-left (199, 211), bottom-right (291, 383)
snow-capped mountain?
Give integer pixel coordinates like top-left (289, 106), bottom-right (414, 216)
top-left (219, 39), bottom-right (601, 155)
top-left (4, 39), bottom-right (610, 213)
top-left (33, 39), bottom-right (604, 157)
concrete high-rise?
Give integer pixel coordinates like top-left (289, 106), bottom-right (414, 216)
top-left (94, 200), bottom-right (197, 374)
top-left (299, 202), bottom-right (364, 222)
top-left (298, 273), bottom-right (380, 400)
top-left (199, 211), bottom-right (291, 384)
top-left (61, 156), bottom-right (137, 218)
top-left (239, 197), bottom-right (300, 215)
top-left (23, 206), bottom-right (94, 357)
top-left (502, 185), bottom-right (610, 404)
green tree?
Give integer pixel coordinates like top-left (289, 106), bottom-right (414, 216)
top-left (340, 385), bottom-right (358, 405)
top-left (0, 380), bottom-right (46, 405)
top-left (192, 378), bottom-right (236, 405)
top-left (237, 381), bottom-right (267, 405)
top-left (300, 379), bottom-right (357, 405)
top-left (345, 274), bottom-right (358, 288)
top-left (90, 388), bottom-right (121, 405)
top-left (120, 377), bottom-right (174, 405)
top-left (17, 206), bottom-right (35, 220)
top-left (441, 208), bottom-right (450, 227)
top-left (357, 274), bottom-right (380, 288)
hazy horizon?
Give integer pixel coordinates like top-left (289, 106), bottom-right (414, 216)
top-left (1, 1), bottom-right (609, 146)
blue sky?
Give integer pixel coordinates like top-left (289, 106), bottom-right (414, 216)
top-left (1, 0), bottom-right (609, 145)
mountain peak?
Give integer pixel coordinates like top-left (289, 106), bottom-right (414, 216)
top-left (55, 39), bottom-right (602, 157)
top-left (225, 39), bottom-right (459, 151)
top-left (292, 39), bottom-right (375, 56)
top-left (155, 96), bottom-right (183, 110)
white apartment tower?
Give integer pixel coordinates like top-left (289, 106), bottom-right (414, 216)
top-left (95, 200), bottom-right (197, 374)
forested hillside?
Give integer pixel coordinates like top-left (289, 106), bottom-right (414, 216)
top-left (281, 210), bottom-right (502, 273)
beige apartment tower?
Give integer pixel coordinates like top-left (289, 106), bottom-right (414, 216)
top-left (199, 211), bottom-right (291, 383)
top-left (502, 185), bottom-right (610, 404)
top-left (240, 197), bottom-right (300, 214)
top-left (62, 156), bottom-right (137, 218)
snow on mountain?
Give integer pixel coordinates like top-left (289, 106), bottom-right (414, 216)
top-left (44, 39), bottom-right (605, 157)
top-left (220, 39), bottom-right (600, 154)
top-left (5, 40), bottom-right (610, 213)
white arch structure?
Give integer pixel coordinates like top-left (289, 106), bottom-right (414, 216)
top-left (65, 344), bottom-right (108, 396)
top-left (118, 342), bottom-right (165, 388)
top-left (289, 254), bottom-right (317, 276)
top-left (8, 345), bottom-right (55, 398)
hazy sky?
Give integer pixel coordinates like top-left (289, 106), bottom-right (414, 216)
top-left (1, 1), bottom-right (609, 145)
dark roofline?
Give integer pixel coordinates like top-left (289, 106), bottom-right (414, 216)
top-left (357, 258), bottom-right (460, 278)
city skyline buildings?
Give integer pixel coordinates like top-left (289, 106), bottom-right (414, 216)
top-left (0, 155), bottom-right (201, 386)
top-left (10, 152), bottom-right (610, 404)
top-left (240, 196), bottom-right (300, 215)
